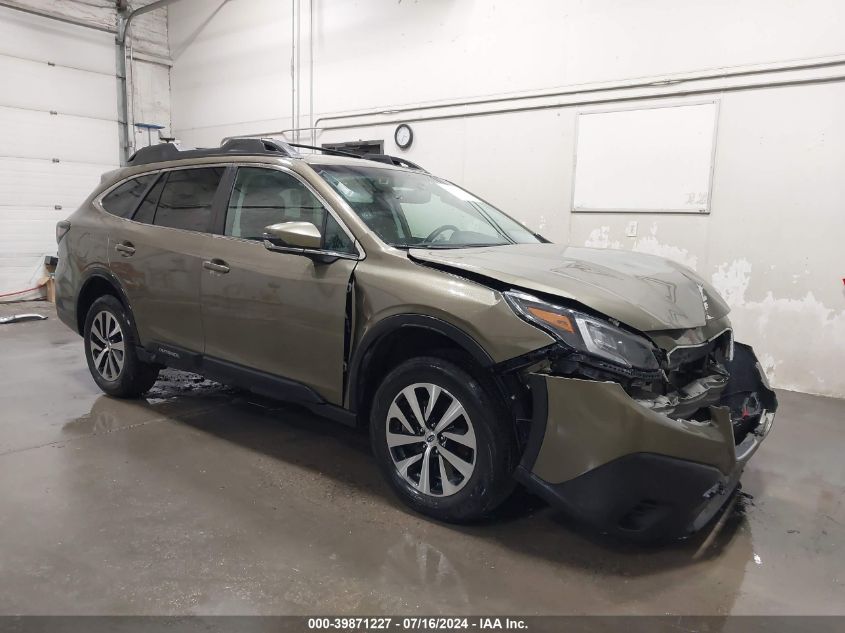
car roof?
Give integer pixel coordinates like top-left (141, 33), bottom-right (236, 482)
top-left (99, 139), bottom-right (426, 193)
top-left (125, 138), bottom-right (424, 174)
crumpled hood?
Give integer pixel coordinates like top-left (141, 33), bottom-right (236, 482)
top-left (408, 243), bottom-right (729, 332)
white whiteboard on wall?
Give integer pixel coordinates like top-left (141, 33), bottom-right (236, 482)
top-left (572, 101), bottom-right (718, 213)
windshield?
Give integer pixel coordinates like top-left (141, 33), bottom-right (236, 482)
top-left (315, 165), bottom-right (542, 248)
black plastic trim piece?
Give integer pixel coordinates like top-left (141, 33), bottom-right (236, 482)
top-left (201, 357), bottom-right (325, 404)
top-left (341, 274), bottom-right (355, 398)
top-left (518, 374), bottom-right (549, 472)
top-left (144, 342), bottom-right (327, 405)
top-left (74, 268), bottom-right (138, 336)
top-left (287, 143), bottom-right (426, 171)
top-left (127, 139), bottom-right (297, 167)
top-left (362, 154), bottom-right (426, 171)
top-left (209, 165), bottom-right (238, 236)
top-left (346, 314), bottom-right (494, 412)
top-left (148, 343), bottom-right (202, 371)
top-left (289, 143), bottom-right (362, 158)
top-left (303, 403), bottom-right (358, 428)
top-left (515, 452), bottom-right (728, 541)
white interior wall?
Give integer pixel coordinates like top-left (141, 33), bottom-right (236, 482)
top-left (168, 0), bottom-right (845, 398)
top-left (0, 0), bottom-right (171, 300)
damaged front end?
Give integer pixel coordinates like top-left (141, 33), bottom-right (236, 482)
top-left (505, 311), bottom-right (777, 541)
top-left (631, 327), bottom-right (777, 447)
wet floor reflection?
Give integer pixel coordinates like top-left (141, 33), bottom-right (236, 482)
top-left (6, 308), bottom-right (843, 614)
top-left (51, 368), bottom-right (763, 614)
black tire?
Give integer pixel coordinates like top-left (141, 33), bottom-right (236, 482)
top-left (83, 295), bottom-right (159, 398)
top-left (369, 356), bottom-right (517, 523)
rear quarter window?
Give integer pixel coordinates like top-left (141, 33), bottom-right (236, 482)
top-left (100, 174), bottom-right (157, 218)
top-left (132, 176), bottom-right (165, 225)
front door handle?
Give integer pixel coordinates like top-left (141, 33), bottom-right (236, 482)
top-left (203, 259), bottom-right (230, 274)
top-left (114, 241), bottom-right (135, 256)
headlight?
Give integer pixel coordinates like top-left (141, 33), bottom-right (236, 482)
top-left (504, 291), bottom-right (660, 371)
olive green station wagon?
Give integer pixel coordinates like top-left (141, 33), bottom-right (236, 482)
top-left (55, 138), bottom-right (777, 540)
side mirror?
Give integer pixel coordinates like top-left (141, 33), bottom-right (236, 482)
top-left (263, 222), bottom-right (322, 250)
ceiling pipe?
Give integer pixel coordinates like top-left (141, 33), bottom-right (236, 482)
top-left (223, 68), bottom-right (845, 148)
top-left (309, 0), bottom-right (315, 145)
top-left (297, 0), bottom-right (302, 144)
top-left (222, 54), bottom-right (845, 145)
top-left (290, 0), bottom-right (296, 145)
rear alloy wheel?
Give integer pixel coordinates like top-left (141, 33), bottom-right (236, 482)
top-left (83, 295), bottom-right (159, 398)
top-left (89, 310), bottom-right (126, 382)
top-left (370, 356), bottom-right (517, 523)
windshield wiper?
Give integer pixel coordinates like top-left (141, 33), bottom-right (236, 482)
top-left (410, 242), bottom-right (509, 249)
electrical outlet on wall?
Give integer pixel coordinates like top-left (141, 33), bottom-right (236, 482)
top-left (626, 221), bottom-right (638, 238)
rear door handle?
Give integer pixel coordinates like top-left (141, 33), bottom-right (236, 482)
top-left (115, 241), bottom-right (135, 256)
top-left (203, 259), bottom-right (230, 274)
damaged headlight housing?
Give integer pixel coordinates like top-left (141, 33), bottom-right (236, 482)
top-left (504, 291), bottom-right (660, 371)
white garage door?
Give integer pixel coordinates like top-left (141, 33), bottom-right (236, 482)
top-left (0, 7), bottom-right (119, 300)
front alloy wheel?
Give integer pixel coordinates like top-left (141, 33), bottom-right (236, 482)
top-left (386, 383), bottom-right (477, 497)
top-left (370, 356), bottom-right (517, 523)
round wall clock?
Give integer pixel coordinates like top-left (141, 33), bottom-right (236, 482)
top-left (394, 124), bottom-right (413, 150)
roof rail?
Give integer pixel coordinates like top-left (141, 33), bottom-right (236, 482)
top-left (221, 133), bottom-right (428, 169)
top-left (361, 154), bottom-right (426, 171)
top-left (286, 143), bottom-right (427, 172)
top-left (287, 143), bottom-right (362, 159)
top-left (126, 138), bottom-right (299, 167)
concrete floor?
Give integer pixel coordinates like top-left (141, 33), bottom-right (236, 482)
top-left (0, 300), bottom-right (843, 616)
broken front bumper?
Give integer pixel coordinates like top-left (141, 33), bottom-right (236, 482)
top-left (515, 343), bottom-right (777, 540)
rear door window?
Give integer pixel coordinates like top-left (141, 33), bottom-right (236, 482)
top-left (153, 167), bottom-right (225, 232)
top-left (101, 174), bottom-right (157, 218)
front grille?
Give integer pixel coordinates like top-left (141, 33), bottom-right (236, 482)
top-left (665, 329), bottom-right (732, 392)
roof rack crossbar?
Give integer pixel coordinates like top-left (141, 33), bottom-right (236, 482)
top-left (286, 143), bottom-right (427, 171)
top-left (361, 154), bottom-right (426, 171)
top-left (126, 138), bottom-right (300, 167)
top-left (287, 143), bottom-right (362, 159)
top-left (126, 137), bottom-right (427, 172)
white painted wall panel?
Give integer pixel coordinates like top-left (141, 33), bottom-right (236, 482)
top-left (0, 206), bottom-right (70, 291)
top-left (169, 0), bottom-right (845, 397)
top-left (0, 55), bottom-right (117, 120)
top-left (0, 160), bottom-right (111, 295)
top-left (0, 4), bottom-right (124, 297)
top-left (0, 207), bottom-right (68, 250)
top-left (0, 158), bottom-right (111, 208)
top-left (0, 5), bottom-right (115, 74)
top-left (170, 0), bottom-right (845, 133)
top-left (169, 0), bottom-right (289, 136)
top-left (0, 106), bottom-right (118, 164)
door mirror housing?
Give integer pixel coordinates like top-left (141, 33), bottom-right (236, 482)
top-left (263, 222), bottom-right (322, 249)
